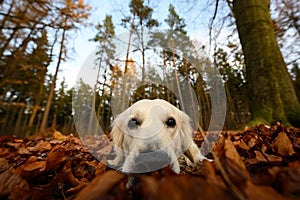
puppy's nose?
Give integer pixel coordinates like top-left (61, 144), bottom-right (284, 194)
top-left (133, 150), bottom-right (171, 173)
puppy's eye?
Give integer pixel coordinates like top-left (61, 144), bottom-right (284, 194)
top-left (165, 117), bottom-right (176, 128)
top-left (128, 118), bottom-right (141, 129)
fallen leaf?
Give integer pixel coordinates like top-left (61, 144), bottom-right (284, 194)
top-left (6, 142), bottom-right (21, 148)
top-left (243, 180), bottom-right (286, 200)
top-left (23, 161), bottom-right (46, 172)
top-left (254, 150), bottom-right (267, 162)
top-left (61, 160), bottom-right (80, 187)
top-left (53, 130), bottom-right (67, 141)
top-left (224, 138), bottom-right (247, 170)
top-left (0, 148), bottom-right (10, 157)
top-left (26, 140), bottom-right (52, 152)
top-left (0, 158), bottom-right (9, 173)
top-left (0, 170), bottom-right (29, 197)
top-left (274, 167), bottom-right (300, 197)
top-left (75, 170), bottom-right (126, 200)
top-left (46, 145), bottom-right (66, 170)
top-left (272, 132), bottom-right (296, 157)
top-left (239, 139), bottom-right (250, 150)
top-left (247, 137), bottom-right (256, 148)
top-left (140, 175), bottom-right (235, 200)
top-left (265, 154), bottom-right (282, 163)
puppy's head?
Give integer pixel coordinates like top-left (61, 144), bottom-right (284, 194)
top-left (110, 99), bottom-right (194, 172)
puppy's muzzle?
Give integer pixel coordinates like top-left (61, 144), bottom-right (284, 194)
top-left (132, 150), bottom-right (171, 173)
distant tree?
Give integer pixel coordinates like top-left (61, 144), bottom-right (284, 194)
top-left (40, 0), bottom-right (91, 131)
top-left (51, 79), bottom-right (73, 134)
top-left (0, 27), bottom-right (50, 135)
top-left (123, 0), bottom-right (158, 82)
top-left (214, 47), bottom-right (249, 129)
top-left (148, 4), bottom-right (205, 129)
top-left (272, 0), bottom-right (300, 68)
top-left (90, 15), bottom-right (116, 133)
top-left (26, 30), bottom-right (51, 135)
top-left (0, 0), bottom-right (91, 135)
top-left (120, 0), bottom-right (158, 109)
top-left (73, 79), bottom-right (94, 135)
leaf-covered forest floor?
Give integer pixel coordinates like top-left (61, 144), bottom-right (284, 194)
top-left (0, 123), bottom-right (300, 199)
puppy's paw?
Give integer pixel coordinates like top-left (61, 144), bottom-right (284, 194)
top-left (107, 158), bottom-right (120, 166)
top-left (199, 152), bottom-right (213, 162)
top-left (170, 161), bottom-right (180, 174)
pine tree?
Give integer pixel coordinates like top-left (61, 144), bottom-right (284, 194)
top-left (90, 15), bottom-right (116, 134)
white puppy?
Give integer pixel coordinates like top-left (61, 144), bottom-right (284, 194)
top-left (108, 99), bottom-right (207, 173)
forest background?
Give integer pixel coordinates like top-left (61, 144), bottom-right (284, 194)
top-left (0, 0), bottom-right (299, 137)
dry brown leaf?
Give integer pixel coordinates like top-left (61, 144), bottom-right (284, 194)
top-left (26, 140), bottom-right (52, 152)
top-left (265, 154), bottom-right (282, 163)
top-left (8, 185), bottom-right (31, 200)
top-left (254, 150), bottom-right (267, 162)
top-left (247, 137), bottom-right (256, 148)
top-left (61, 160), bottom-right (80, 187)
top-left (23, 161), bottom-right (46, 172)
top-left (75, 170), bottom-right (126, 200)
top-left (200, 160), bottom-right (227, 188)
top-left (0, 170), bottom-right (29, 197)
top-left (46, 145), bottom-right (66, 170)
top-left (53, 130), bottom-right (67, 141)
top-left (18, 147), bottom-right (30, 155)
top-left (140, 175), bottom-right (235, 200)
top-left (6, 142), bottom-right (21, 148)
top-left (268, 166), bottom-right (281, 179)
top-left (65, 182), bottom-right (87, 197)
top-left (239, 139), bottom-right (250, 150)
top-left (0, 148), bottom-right (11, 157)
top-left (224, 138), bottom-right (247, 170)
top-left (243, 180), bottom-right (286, 200)
top-left (0, 158), bottom-right (9, 172)
top-left (274, 167), bottom-right (300, 197)
top-left (245, 158), bottom-right (259, 166)
top-left (24, 155), bottom-right (38, 165)
top-left (272, 132), bottom-right (296, 157)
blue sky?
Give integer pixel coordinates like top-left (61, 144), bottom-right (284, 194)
top-left (53, 0), bottom-right (229, 88)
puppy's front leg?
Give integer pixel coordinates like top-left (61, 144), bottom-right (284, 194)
top-left (108, 147), bottom-right (124, 166)
top-left (122, 144), bottom-right (144, 173)
top-left (122, 151), bottom-right (138, 173)
top-left (184, 142), bottom-right (211, 165)
top-left (165, 147), bottom-right (180, 174)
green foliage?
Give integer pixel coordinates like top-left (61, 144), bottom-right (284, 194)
top-left (214, 47), bottom-right (250, 129)
top-left (165, 4), bottom-right (187, 34)
top-left (128, 0), bottom-right (159, 28)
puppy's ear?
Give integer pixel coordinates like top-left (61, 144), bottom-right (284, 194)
top-left (110, 119), bottom-right (124, 150)
top-left (178, 112), bottom-right (201, 164)
top-left (178, 111), bottom-right (193, 141)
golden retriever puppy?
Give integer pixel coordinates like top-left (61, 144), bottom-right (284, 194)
top-left (108, 99), bottom-right (207, 173)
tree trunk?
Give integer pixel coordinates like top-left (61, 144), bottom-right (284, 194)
top-left (88, 57), bottom-right (102, 135)
top-left (26, 83), bottom-right (44, 136)
top-left (232, 0), bottom-right (300, 126)
top-left (122, 15), bottom-right (135, 111)
top-left (40, 26), bottom-right (66, 131)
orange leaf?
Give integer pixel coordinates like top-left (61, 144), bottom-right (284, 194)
top-left (23, 161), bottom-right (46, 172)
top-left (272, 132), bottom-right (296, 157)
